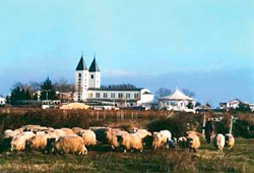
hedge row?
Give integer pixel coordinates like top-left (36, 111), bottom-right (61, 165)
top-left (0, 109), bottom-right (254, 138)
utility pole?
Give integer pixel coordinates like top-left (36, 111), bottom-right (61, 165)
top-left (229, 115), bottom-right (234, 134)
top-left (202, 113), bottom-right (206, 137)
top-left (46, 90), bottom-right (49, 106)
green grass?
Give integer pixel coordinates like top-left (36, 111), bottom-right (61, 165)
top-left (0, 138), bottom-right (253, 173)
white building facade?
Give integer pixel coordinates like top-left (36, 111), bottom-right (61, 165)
top-left (220, 99), bottom-right (254, 111)
top-left (74, 54), bottom-right (154, 108)
top-left (158, 89), bottom-right (196, 112)
top-left (220, 99), bottom-right (241, 109)
top-left (0, 97), bottom-right (6, 106)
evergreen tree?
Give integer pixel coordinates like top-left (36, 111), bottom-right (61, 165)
top-left (40, 77), bottom-right (58, 100)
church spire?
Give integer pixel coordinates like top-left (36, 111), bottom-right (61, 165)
top-left (89, 53), bottom-right (100, 72)
top-left (76, 52), bottom-right (87, 71)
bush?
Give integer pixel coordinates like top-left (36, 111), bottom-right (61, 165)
top-left (147, 112), bottom-right (203, 137)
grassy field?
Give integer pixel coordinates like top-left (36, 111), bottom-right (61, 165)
top-left (0, 138), bottom-right (253, 173)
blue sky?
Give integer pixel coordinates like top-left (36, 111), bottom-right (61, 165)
top-left (0, 0), bottom-right (253, 107)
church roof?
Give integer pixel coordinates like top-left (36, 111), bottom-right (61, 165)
top-left (76, 54), bottom-right (87, 71)
top-left (160, 89), bottom-right (194, 101)
top-left (89, 56), bottom-right (100, 72)
top-left (88, 88), bottom-right (143, 91)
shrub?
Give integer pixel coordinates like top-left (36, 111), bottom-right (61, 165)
top-left (147, 112), bottom-right (203, 137)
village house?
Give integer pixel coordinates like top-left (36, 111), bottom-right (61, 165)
top-left (220, 98), bottom-right (254, 111)
top-left (220, 99), bottom-right (241, 109)
top-left (0, 96), bottom-right (6, 106)
top-left (158, 89), bottom-right (196, 112)
top-left (74, 54), bottom-right (154, 108)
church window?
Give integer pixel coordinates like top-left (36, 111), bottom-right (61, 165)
top-left (134, 93), bottom-right (139, 99)
top-left (126, 93), bottom-right (130, 99)
top-left (91, 74), bottom-right (94, 79)
top-left (103, 93), bottom-right (107, 98)
top-left (79, 73), bottom-right (81, 77)
top-left (96, 93), bottom-right (100, 98)
top-left (89, 93), bottom-right (93, 98)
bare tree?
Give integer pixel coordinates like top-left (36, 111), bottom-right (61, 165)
top-left (182, 88), bottom-right (195, 97)
top-left (155, 88), bottom-right (172, 101)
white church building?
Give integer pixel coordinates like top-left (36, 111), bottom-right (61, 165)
top-left (74, 54), bottom-right (154, 108)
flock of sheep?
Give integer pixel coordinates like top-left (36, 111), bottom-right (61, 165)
top-left (0, 125), bottom-right (235, 155)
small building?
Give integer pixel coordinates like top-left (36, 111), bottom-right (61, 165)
top-left (220, 99), bottom-right (242, 110)
top-left (158, 89), bottom-right (195, 112)
top-left (56, 91), bottom-right (74, 102)
top-left (220, 98), bottom-right (254, 111)
top-left (0, 97), bottom-right (6, 106)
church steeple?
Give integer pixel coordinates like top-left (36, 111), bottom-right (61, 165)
top-left (89, 54), bottom-right (100, 72)
top-left (76, 52), bottom-right (87, 71)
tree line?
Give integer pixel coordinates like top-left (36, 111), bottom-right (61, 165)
top-left (7, 78), bottom-right (75, 105)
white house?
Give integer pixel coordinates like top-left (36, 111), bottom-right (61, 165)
top-left (220, 99), bottom-right (254, 111)
top-left (158, 89), bottom-right (196, 112)
top-left (74, 54), bottom-right (154, 108)
top-left (0, 97), bottom-right (6, 106)
top-left (220, 99), bottom-right (241, 109)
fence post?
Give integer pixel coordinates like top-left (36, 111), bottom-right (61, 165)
top-left (202, 113), bottom-right (206, 137)
top-left (7, 108), bottom-right (10, 114)
top-left (97, 111), bottom-right (99, 120)
top-left (229, 115), bottom-right (234, 134)
top-left (121, 110), bottom-right (124, 120)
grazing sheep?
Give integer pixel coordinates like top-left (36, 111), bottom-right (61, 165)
top-left (61, 128), bottom-right (75, 135)
top-left (78, 130), bottom-right (97, 146)
top-left (11, 132), bottom-right (35, 151)
top-left (90, 127), bottom-right (109, 144)
top-left (52, 135), bottom-right (87, 155)
top-left (132, 129), bottom-right (153, 147)
top-left (152, 130), bottom-right (172, 149)
top-left (0, 129), bottom-right (19, 151)
top-left (3, 129), bottom-right (16, 139)
top-left (36, 131), bottom-right (46, 136)
top-left (225, 134), bottom-right (235, 150)
top-left (106, 128), bottom-right (124, 149)
top-left (168, 137), bottom-right (178, 148)
top-left (187, 133), bottom-right (201, 153)
top-left (131, 129), bottom-right (152, 139)
top-left (22, 125), bottom-right (41, 132)
top-left (214, 134), bottom-right (225, 152)
top-left (160, 130), bottom-right (172, 140)
top-left (186, 131), bottom-right (202, 138)
top-left (117, 132), bottom-right (143, 153)
top-left (52, 129), bottom-right (66, 140)
top-left (152, 132), bottom-right (166, 149)
top-left (178, 136), bottom-right (188, 150)
top-left (26, 134), bottom-right (49, 151)
top-left (72, 127), bottom-right (84, 134)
